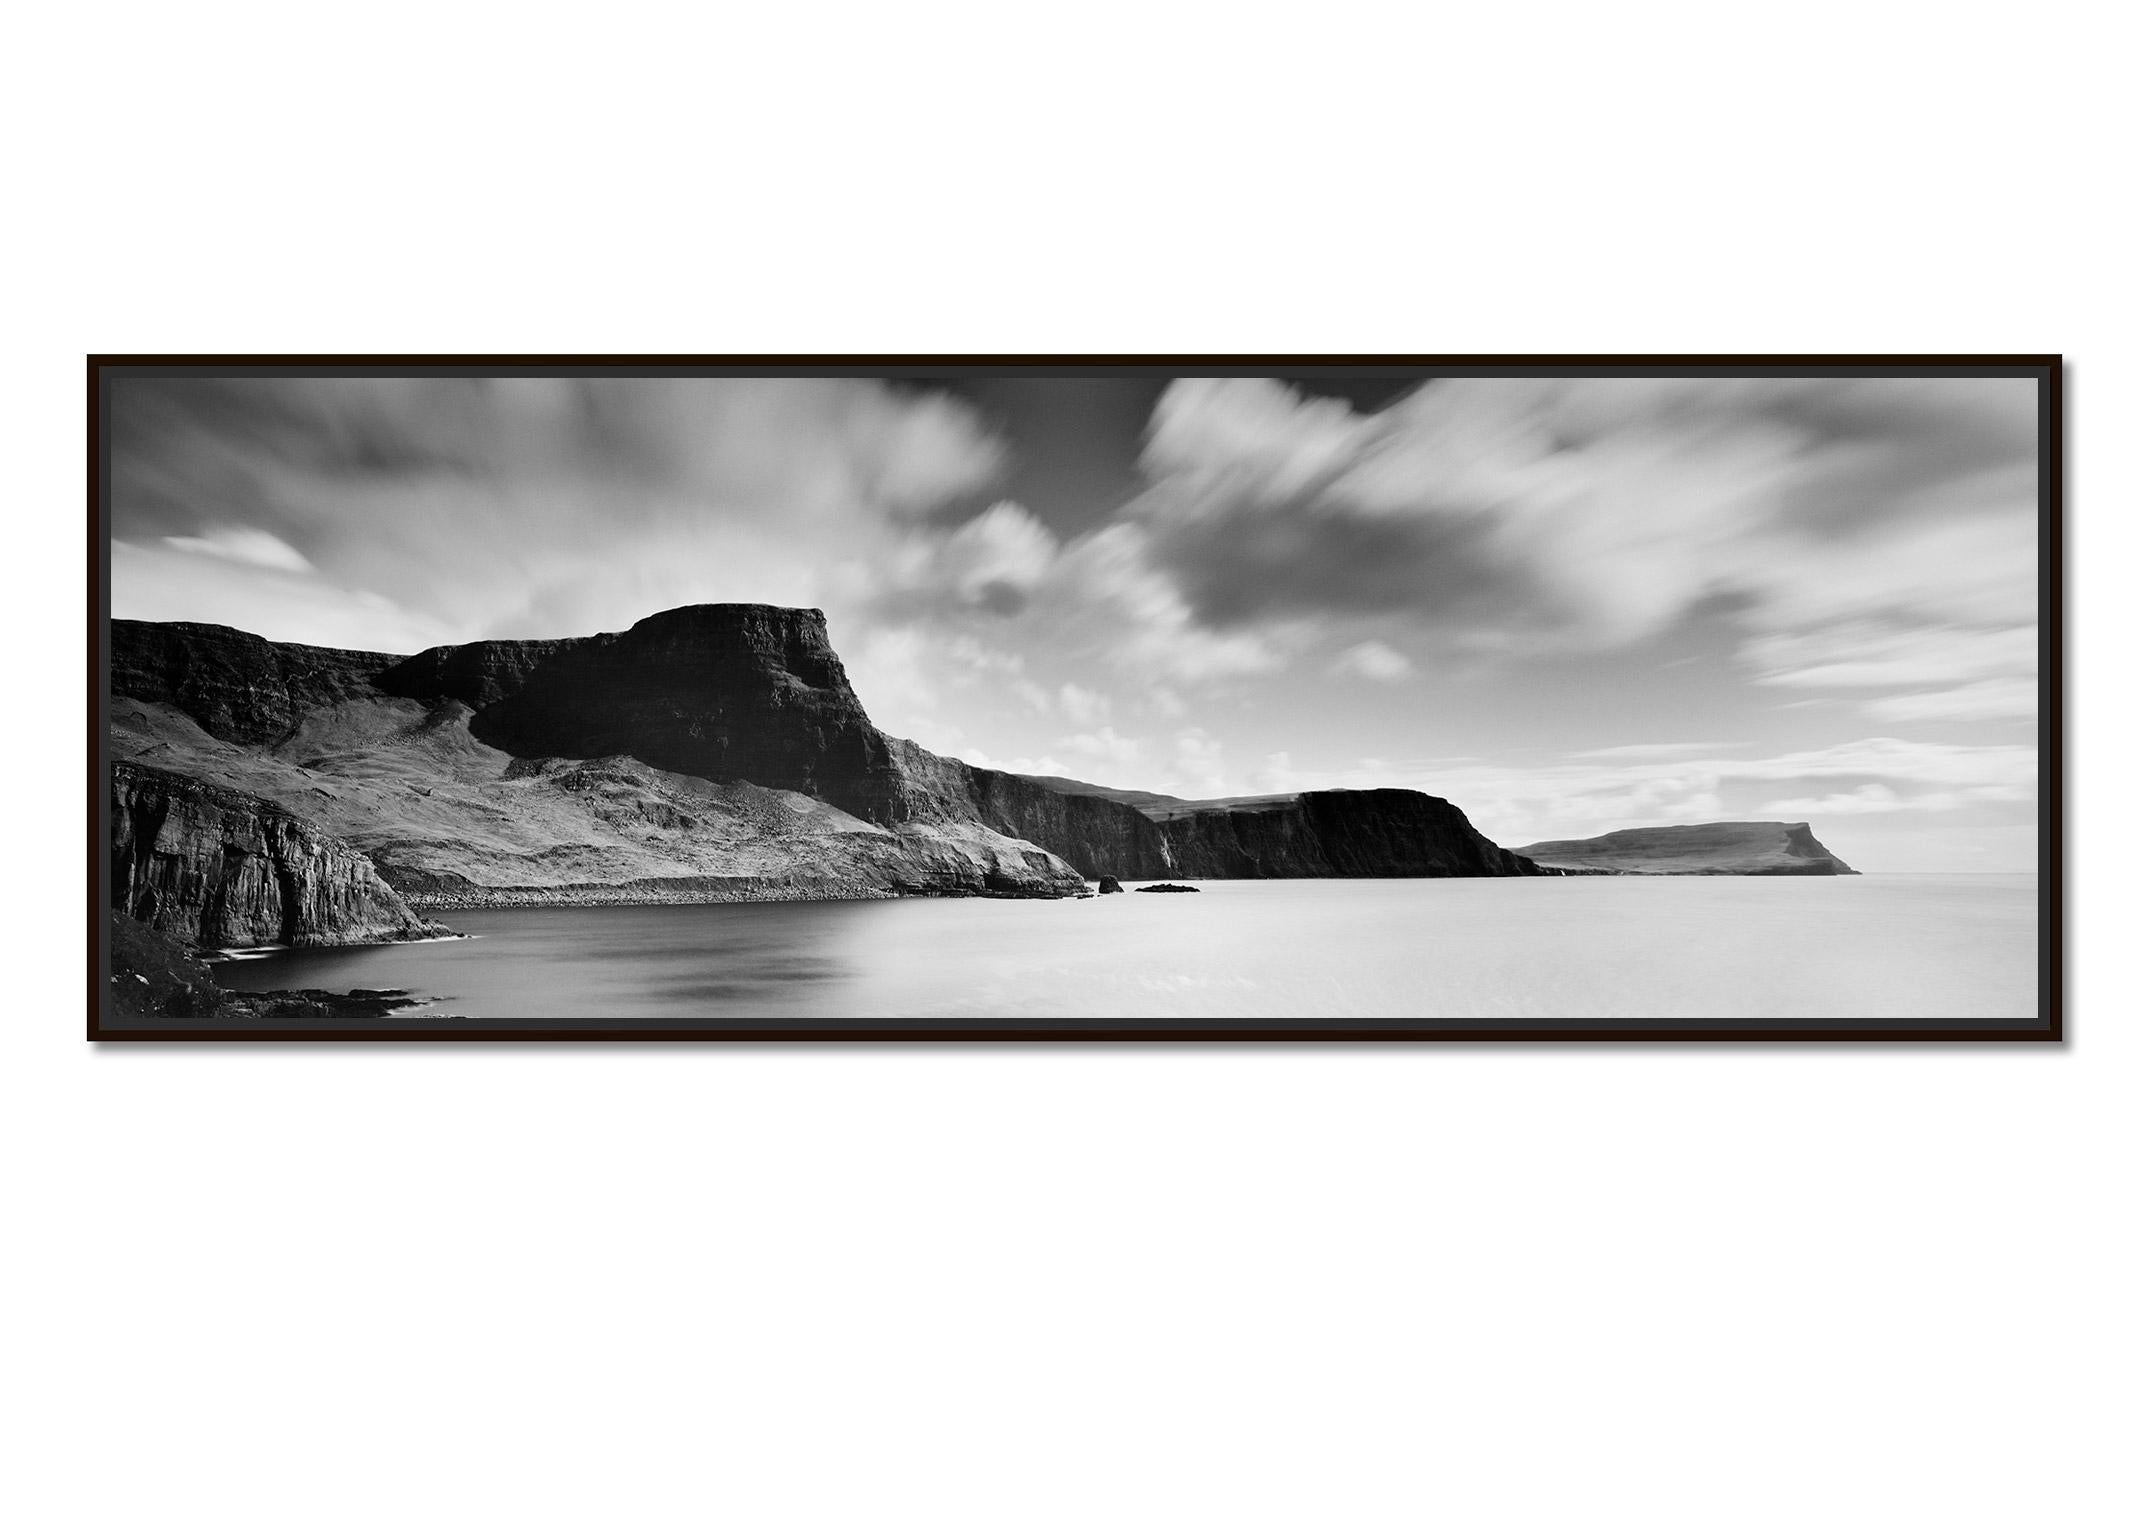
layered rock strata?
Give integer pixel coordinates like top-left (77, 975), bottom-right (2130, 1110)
top-left (111, 761), bottom-right (448, 946)
top-left (111, 620), bottom-right (401, 746)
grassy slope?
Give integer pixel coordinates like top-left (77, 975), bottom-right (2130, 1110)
top-left (110, 697), bottom-right (1080, 901)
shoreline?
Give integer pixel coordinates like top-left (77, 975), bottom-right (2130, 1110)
top-left (409, 884), bottom-right (905, 911)
top-left (406, 880), bottom-right (1095, 910)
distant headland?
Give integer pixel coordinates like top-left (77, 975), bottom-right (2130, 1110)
top-left (1516, 822), bottom-right (1859, 875)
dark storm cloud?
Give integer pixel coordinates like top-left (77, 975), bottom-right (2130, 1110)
top-left (1271, 376), bottom-right (1424, 414)
top-left (904, 377), bottom-right (1163, 538)
top-left (1149, 490), bottom-right (1508, 627)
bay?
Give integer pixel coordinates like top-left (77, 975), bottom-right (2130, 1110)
top-left (206, 874), bottom-right (2039, 1022)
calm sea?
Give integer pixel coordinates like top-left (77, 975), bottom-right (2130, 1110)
top-left (204, 875), bottom-right (2039, 1023)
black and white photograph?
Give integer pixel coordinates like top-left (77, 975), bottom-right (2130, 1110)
top-left (18, 7), bottom-right (2142, 1538)
top-left (93, 361), bottom-right (2056, 1036)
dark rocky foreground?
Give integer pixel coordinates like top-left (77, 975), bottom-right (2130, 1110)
top-left (1515, 821), bottom-right (1859, 875)
top-left (106, 912), bottom-right (430, 1020)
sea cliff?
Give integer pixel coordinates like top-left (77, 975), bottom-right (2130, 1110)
top-left (111, 761), bottom-right (448, 947)
top-left (108, 604), bottom-right (1542, 927)
top-left (1514, 821), bottom-right (1859, 875)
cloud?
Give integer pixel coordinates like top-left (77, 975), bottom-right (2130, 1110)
top-left (110, 538), bottom-right (447, 655)
top-left (1741, 622), bottom-right (2036, 691)
top-left (162, 527), bottom-right (315, 573)
top-left (1757, 784), bottom-right (1996, 817)
top-left (1122, 374), bottom-right (2039, 713)
top-left (112, 376), bottom-right (1015, 650)
top-left (110, 373), bottom-right (2042, 845)
top-left (945, 635), bottom-right (1026, 676)
top-left (1332, 640), bottom-right (1414, 682)
top-left (1570, 742), bottom-right (1747, 760)
top-left (1056, 726), bottom-right (1141, 765)
top-left (876, 501), bottom-right (1060, 620)
top-left (1056, 682), bottom-right (1111, 726)
top-left (116, 375), bottom-right (2037, 717)
top-left (842, 625), bottom-right (939, 722)
top-left (1862, 678), bottom-right (2039, 723)
top-left (1016, 523), bottom-right (1294, 686)
top-left (1252, 751), bottom-right (1297, 792)
top-left (1167, 727), bottom-right (1228, 796)
top-left (1741, 609), bottom-right (2038, 725)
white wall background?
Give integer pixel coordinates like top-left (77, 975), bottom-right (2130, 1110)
top-left (4, 4), bottom-right (2141, 1535)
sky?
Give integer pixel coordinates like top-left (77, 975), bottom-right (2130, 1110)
top-left (108, 372), bottom-right (2044, 872)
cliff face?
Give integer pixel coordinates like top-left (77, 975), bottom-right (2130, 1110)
top-left (460, 606), bottom-right (917, 820)
top-left (875, 744), bottom-right (1540, 880)
top-left (410, 608), bottom-right (1166, 854)
top-left (1515, 821), bottom-right (1859, 875)
top-left (1155, 790), bottom-right (1544, 879)
top-left (109, 606), bottom-right (1541, 901)
top-left (110, 607), bottom-right (1091, 904)
top-left (876, 735), bottom-right (1174, 875)
top-left (111, 762), bottom-right (448, 946)
top-left (375, 638), bottom-right (589, 710)
top-left (965, 765), bottom-right (1183, 877)
top-left (111, 620), bottom-right (399, 746)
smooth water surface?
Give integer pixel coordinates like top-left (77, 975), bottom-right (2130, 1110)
top-left (209, 875), bottom-right (2039, 1022)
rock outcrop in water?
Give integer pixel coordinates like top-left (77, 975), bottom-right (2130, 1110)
top-left (1515, 821), bottom-right (1859, 875)
top-left (111, 762), bottom-right (448, 947)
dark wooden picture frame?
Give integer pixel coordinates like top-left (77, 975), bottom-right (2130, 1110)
top-left (89, 356), bottom-right (2061, 1042)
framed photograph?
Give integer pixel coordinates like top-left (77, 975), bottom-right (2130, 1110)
top-left (90, 357), bottom-right (2059, 1040)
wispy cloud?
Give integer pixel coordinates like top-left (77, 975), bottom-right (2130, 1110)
top-left (114, 377), bottom-right (1016, 649)
top-left (1331, 640), bottom-right (1414, 682)
top-left (1569, 742), bottom-right (1747, 760)
top-left (1122, 375), bottom-right (2038, 713)
top-left (162, 527), bottom-right (315, 573)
